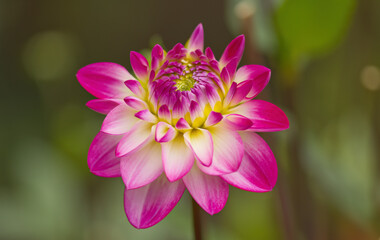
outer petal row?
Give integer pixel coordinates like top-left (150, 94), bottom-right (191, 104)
top-left (222, 132), bottom-right (278, 192)
top-left (77, 62), bottom-right (134, 99)
top-left (161, 135), bottom-right (194, 182)
top-left (121, 139), bottom-right (163, 189)
top-left (231, 100), bottom-right (289, 132)
top-left (198, 124), bottom-right (244, 175)
top-left (88, 132), bottom-right (123, 177)
top-left (183, 165), bottom-right (228, 215)
top-left (86, 99), bottom-right (123, 115)
top-left (124, 174), bottom-right (185, 229)
top-left (101, 104), bottom-right (139, 134)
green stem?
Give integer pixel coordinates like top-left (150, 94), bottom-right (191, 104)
top-left (192, 198), bottom-right (203, 240)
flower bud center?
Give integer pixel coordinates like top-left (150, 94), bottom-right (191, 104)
top-left (174, 59), bottom-right (197, 91)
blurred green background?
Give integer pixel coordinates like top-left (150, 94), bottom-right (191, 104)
top-left (1, 0), bottom-right (380, 239)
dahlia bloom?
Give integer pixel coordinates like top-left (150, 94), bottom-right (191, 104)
top-left (77, 24), bottom-right (289, 229)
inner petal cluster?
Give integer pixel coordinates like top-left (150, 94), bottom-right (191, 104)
top-left (149, 45), bottom-right (224, 127)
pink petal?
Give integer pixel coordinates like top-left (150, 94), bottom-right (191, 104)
top-left (88, 132), bottom-right (123, 177)
top-left (224, 82), bottom-right (237, 106)
top-left (151, 44), bottom-right (164, 71)
top-left (204, 111), bottom-right (223, 127)
top-left (172, 99), bottom-right (187, 120)
top-left (222, 132), bottom-right (277, 192)
top-left (232, 100), bottom-right (289, 132)
top-left (189, 100), bottom-right (203, 121)
top-left (134, 109), bottom-right (157, 123)
top-left (120, 140), bottom-right (163, 189)
top-left (224, 114), bottom-right (253, 130)
top-left (124, 174), bottom-right (185, 229)
top-left (158, 105), bottom-right (171, 122)
top-left (198, 124), bottom-right (244, 175)
top-left (229, 80), bottom-right (254, 106)
top-left (86, 99), bottom-right (123, 114)
top-left (155, 122), bottom-right (176, 143)
top-left (124, 80), bottom-right (145, 98)
top-left (130, 51), bottom-right (149, 80)
top-left (221, 58), bottom-right (239, 86)
top-left (116, 121), bottom-right (153, 157)
top-left (101, 104), bottom-right (139, 135)
top-left (161, 135), bottom-right (194, 182)
top-left (184, 129), bottom-right (213, 167)
top-left (77, 62), bottom-right (134, 99)
top-left (124, 96), bottom-right (147, 110)
top-left (187, 23), bottom-right (204, 52)
top-left (219, 35), bottom-right (245, 68)
top-left (183, 165), bottom-right (229, 215)
top-left (234, 65), bottom-right (271, 99)
top-left (220, 67), bottom-right (231, 87)
top-left (205, 47), bottom-right (215, 60)
top-left (175, 118), bottom-right (191, 130)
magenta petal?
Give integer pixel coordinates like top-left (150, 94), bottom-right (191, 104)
top-left (124, 175), bottom-right (185, 229)
top-left (86, 99), bottom-right (123, 114)
top-left (224, 82), bottom-right (237, 106)
top-left (135, 109), bottom-right (157, 123)
top-left (101, 104), bottom-right (139, 135)
top-left (124, 80), bottom-right (145, 98)
top-left (222, 58), bottom-right (239, 86)
top-left (116, 121), bottom-right (153, 157)
top-left (158, 105), bottom-right (171, 122)
top-left (184, 129), bottom-right (213, 167)
top-left (151, 44), bottom-right (164, 71)
top-left (234, 65), bottom-right (271, 98)
top-left (187, 23), bottom-right (204, 52)
top-left (155, 122), bottom-right (176, 143)
top-left (124, 96), bottom-right (147, 110)
top-left (88, 132), bottom-right (123, 177)
top-left (77, 62), bottom-right (134, 99)
top-left (233, 100), bottom-right (289, 132)
top-left (161, 135), bottom-right (194, 182)
top-left (224, 114), bottom-right (253, 130)
top-left (229, 80), bottom-right (254, 106)
top-left (120, 140), bottom-right (163, 189)
top-left (183, 165), bottom-right (229, 215)
top-left (175, 118), bottom-right (191, 130)
top-left (205, 47), bottom-right (215, 60)
top-left (220, 67), bottom-right (231, 86)
top-left (204, 111), bottom-right (223, 127)
top-left (219, 35), bottom-right (245, 68)
top-left (198, 124), bottom-right (244, 175)
top-left (189, 100), bottom-right (202, 121)
top-left (222, 132), bottom-right (277, 192)
top-left (130, 51), bottom-right (149, 80)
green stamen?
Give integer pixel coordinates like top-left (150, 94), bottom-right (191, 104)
top-left (175, 74), bottom-right (196, 91)
top-left (174, 59), bottom-right (197, 91)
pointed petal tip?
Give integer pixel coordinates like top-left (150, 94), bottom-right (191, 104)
top-left (76, 62), bottom-right (134, 99)
top-left (220, 35), bottom-right (246, 68)
top-left (187, 23), bottom-right (204, 52)
top-left (124, 175), bottom-right (185, 229)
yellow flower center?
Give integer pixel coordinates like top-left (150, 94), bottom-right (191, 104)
top-left (174, 59), bottom-right (197, 91)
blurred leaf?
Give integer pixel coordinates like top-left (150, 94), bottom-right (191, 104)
top-left (0, 138), bottom-right (85, 240)
top-left (302, 111), bottom-right (376, 223)
top-left (22, 31), bottom-right (80, 82)
top-left (221, 188), bottom-right (280, 240)
top-left (274, 0), bottom-right (356, 69)
top-left (225, 0), bottom-right (278, 55)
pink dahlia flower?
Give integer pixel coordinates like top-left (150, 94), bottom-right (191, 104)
top-left (77, 24), bottom-right (289, 229)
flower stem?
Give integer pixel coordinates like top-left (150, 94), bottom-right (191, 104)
top-left (192, 198), bottom-right (203, 240)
